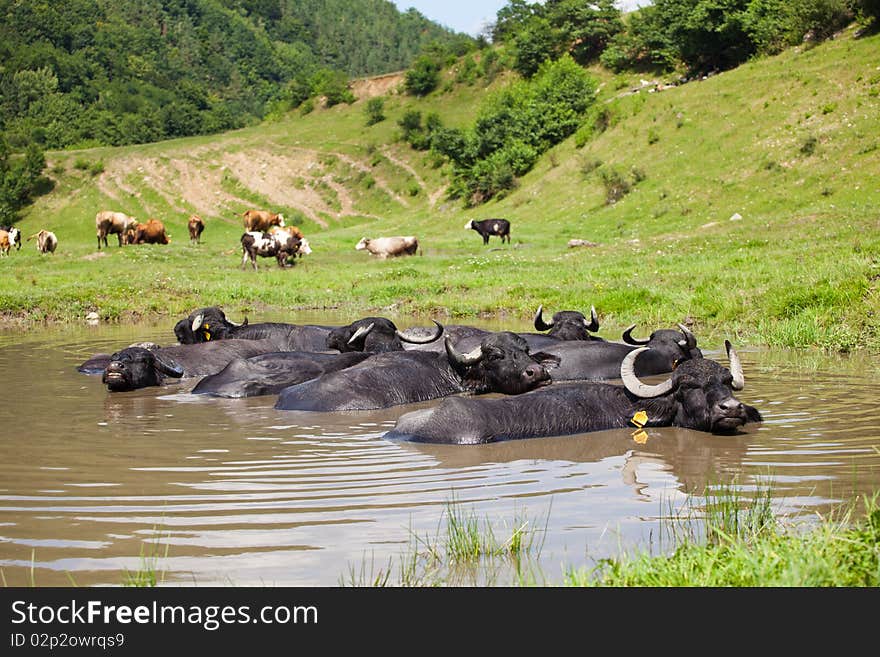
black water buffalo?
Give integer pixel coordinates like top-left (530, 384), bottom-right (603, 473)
top-left (274, 331), bottom-right (559, 412)
top-left (88, 337), bottom-right (302, 392)
top-left (325, 317), bottom-right (444, 353)
top-left (538, 323), bottom-right (703, 381)
top-left (385, 341), bottom-right (762, 444)
top-left (173, 307), bottom-right (335, 352)
top-left (191, 351), bottom-right (372, 398)
top-left (532, 305), bottom-right (602, 341)
top-left (465, 218), bottom-right (510, 245)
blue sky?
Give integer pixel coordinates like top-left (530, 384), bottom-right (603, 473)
top-left (390, 1), bottom-right (647, 37)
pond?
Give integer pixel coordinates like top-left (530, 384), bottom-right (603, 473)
top-left (0, 313), bottom-right (878, 586)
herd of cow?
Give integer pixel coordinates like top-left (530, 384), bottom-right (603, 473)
top-left (77, 305), bottom-right (763, 445)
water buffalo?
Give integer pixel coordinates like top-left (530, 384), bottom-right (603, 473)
top-left (465, 218), bottom-right (510, 245)
top-left (385, 341), bottom-right (762, 444)
top-left (274, 331), bottom-right (560, 412)
top-left (532, 305), bottom-right (602, 341)
top-left (539, 323), bottom-right (703, 381)
top-left (191, 351), bottom-right (372, 398)
top-left (325, 317), bottom-right (444, 353)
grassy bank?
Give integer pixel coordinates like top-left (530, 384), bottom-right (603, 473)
top-left (1, 26), bottom-right (878, 352)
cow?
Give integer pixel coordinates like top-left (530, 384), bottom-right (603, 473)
top-left (355, 236), bottom-right (419, 259)
top-left (240, 230), bottom-right (301, 269)
top-left (465, 218), bottom-right (510, 245)
top-left (385, 340), bottom-right (762, 444)
top-left (187, 215), bottom-right (205, 244)
top-left (325, 317), bottom-right (444, 353)
top-left (95, 211), bottom-right (137, 249)
top-left (84, 336), bottom-right (306, 392)
top-left (125, 218), bottom-right (170, 245)
top-left (532, 305), bottom-right (602, 341)
top-left (0, 230), bottom-right (10, 256)
top-left (172, 306), bottom-right (336, 352)
top-left (0, 226), bottom-right (21, 251)
top-left (539, 323), bottom-right (703, 381)
top-left (28, 229), bottom-right (57, 254)
top-left (191, 351), bottom-right (373, 398)
top-left (243, 209), bottom-right (285, 232)
top-left (274, 331), bottom-right (560, 412)
top-left (269, 225), bottom-right (310, 259)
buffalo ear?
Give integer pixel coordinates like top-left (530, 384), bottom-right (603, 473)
top-left (152, 353), bottom-right (185, 378)
top-left (532, 352), bottom-right (561, 369)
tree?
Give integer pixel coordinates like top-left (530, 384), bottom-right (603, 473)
top-left (404, 55), bottom-right (441, 96)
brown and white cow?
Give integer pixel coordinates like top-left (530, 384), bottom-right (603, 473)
top-left (188, 215), bottom-right (205, 244)
top-left (242, 209), bottom-right (285, 232)
top-left (240, 230), bottom-right (301, 270)
top-left (0, 230), bottom-right (10, 256)
top-left (355, 236), bottom-right (419, 259)
top-left (95, 211), bottom-right (137, 249)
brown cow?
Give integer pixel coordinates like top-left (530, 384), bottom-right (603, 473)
top-left (125, 219), bottom-right (169, 245)
top-left (0, 230), bottom-right (10, 256)
top-left (28, 229), bottom-right (58, 254)
top-left (95, 211), bottom-right (137, 249)
top-left (188, 215), bottom-right (205, 244)
top-left (243, 209), bottom-right (285, 232)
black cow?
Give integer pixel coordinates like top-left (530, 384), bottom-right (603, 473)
top-left (274, 331), bottom-right (560, 412)
top-left (540, 323), bottom-right (703, 381)
top-left (326, 317), bottom-right (444, 353)
top-left (386, 341), bottom-right (762, 444)
top-left (465, 218), bottom-right (510, 245)
top-left (173, 307), bottom-right (336, 352)
top-left (531, 305), bottom-right (602, 341)
top-left (191, 351), bottom-right (372, 398)
top-left (87, 337), bottom-right (301, 392)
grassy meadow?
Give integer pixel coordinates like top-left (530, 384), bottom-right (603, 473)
top-left (1, 26), bottom-right (878, 352)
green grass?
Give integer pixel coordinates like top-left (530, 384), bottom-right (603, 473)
top-left (1, 26), bottom-right (878, 352)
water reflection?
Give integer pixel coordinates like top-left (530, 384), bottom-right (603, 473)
top-left (0, 317), bottom-right (878, 586)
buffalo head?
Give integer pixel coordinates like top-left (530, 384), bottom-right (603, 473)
top-left (445, 331), bottom-right (559, 394)
top-left (620, 340), bottom-right (762, 433)
top-left (533, 305), bottom-right (600, 340)
top-left (174, 307), bottom-right (247, 344)
top-left (326, 317), bottom-right (443, 353)
top-left (622, 323), bottom-right (703, 368)
top-left (102, 347), bottom-right (185, 392)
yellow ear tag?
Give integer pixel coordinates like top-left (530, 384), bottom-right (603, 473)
top-left (204, 331), bottom-right (211, 341)
top-left (630, 410), bottom-right (648, 428)
top-left (632, 429), bottom-right (648, 444)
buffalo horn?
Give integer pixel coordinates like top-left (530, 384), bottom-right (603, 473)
top-left (347, 322), bottom-right (375, 346)
top-left (152, 353), bottom-right (185, 378)
top-left (445, 335), bottom-right (484, 366)
top-left (191, 313), bottom-right (204, 332)
top-left (397, 320), bottom-right (445, 344)
top-left (622, 324), bottom-right (650, 345)
top-left (725, 340), bottom-right (745, 390)
top-left (229, 316), bottom-right (248, 328)
top-left (584, 305), bottom-right (600, 332)
top-left (620, 347), bottom-right (675, 398)
top-left (677, 323), bottom-right (696, 350)
top-left (533, 305), bottom-right (553, 331)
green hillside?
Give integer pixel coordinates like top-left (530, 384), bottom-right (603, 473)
top-left (1, 24), bottom-right (878, 352)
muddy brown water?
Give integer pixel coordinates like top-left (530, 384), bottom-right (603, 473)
top-left (0, 314), bottom-right (878, 586)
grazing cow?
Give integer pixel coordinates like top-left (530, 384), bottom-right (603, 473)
top-left (243, 209), bottom-right (285, 232)
top-left (187, 215), bottom-right (205, 244)
top-left (0, 226), bottom-right (21, 251)
top-left (191, 351), bottom-right (372, 398)
top-left (355, 236), bottom-right (419, 259)
top-left (385, 341), bottom-right (762, 444)
top-left (274, 331), bottom-right (559, 412)
top-left (84, 336), bottom-right (304, 391)
top-left (240, 231), bottom-right (301, 269)
top-left (172, 306), bottom-right (336, 352)
top-left (532, 305), bottom-right (602, 341)
top-left (325, 317), bottom-right (444, 353)
top-left (0, 230), bottom-right (10, 256)
top-left (465, 218), bottom-right (510, 245)
top-left (95, 211), bottom-right (137, 249)
top-left (28, 229), bottom-right (58, 254)
top-left (539, 323), bottom-right (703, 381)
top-left (125, 218), bottom-right (170, 245)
